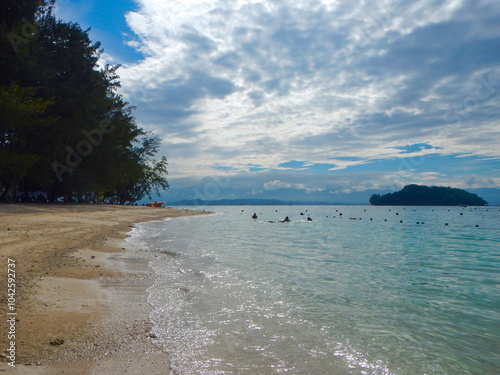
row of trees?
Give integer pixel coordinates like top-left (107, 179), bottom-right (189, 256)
top-left (0, 0), bottom-right (169, 204)
top-left (369, 184), bottom-right (488, 206)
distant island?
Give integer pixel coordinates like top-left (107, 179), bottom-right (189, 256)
top-left (171, 199), bottom-right (345, 206)
top-left (369, 185), bottom-right (488, 206)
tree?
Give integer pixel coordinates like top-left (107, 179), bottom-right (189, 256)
top-left (114, 134), bottom-right (170, 204)
top-left (369, 185), bottom-right (488, 206)
top-left (369, 193), bottom-right (381, 205)
top-left (0, 0), bottom-right (53, 199)
top-left (0, 84), bottom-right (54, 199)
top-left (1, 1), bottom-right (169, 203)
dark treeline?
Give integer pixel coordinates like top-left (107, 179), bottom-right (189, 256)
top-left (172, 199), bottom-right (346, 206)
top-left (369, 184), bottom-right (488, 206)
top-left (0, 0), bottom-right (169, 204)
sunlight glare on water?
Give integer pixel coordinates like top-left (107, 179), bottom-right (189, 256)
top-left (127, 205), bottom-right (500, 374)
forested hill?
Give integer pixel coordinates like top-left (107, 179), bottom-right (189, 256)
top-left (369, 185), bottom-right (488, 206)
top-left (172, 199), bottom-right (342, 206)
top-left (0, 0), bottom-right (168, 204)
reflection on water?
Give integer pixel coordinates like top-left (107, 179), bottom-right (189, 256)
top-left (128, 206), bottom-right (500, 375)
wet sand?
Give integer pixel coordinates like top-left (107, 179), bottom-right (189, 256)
top-left (0, 204), bottom-right (208, 374)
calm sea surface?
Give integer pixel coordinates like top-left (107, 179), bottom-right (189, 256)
top-left (127, 205), bottom-right (500, 374)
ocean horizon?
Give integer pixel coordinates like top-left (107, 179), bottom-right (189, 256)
top-left (127, 205), bottom-right (500, 374)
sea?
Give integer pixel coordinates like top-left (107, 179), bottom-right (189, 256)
top-left (126, 205), bottom-right (500, 375)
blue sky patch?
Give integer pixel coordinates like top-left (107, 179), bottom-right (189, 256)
top-left (394, 143), bottom-right (439, 154)
top-left (278, 160), bottom-right (308, 169)
top-left (55, 0), bottom-right (143, 64)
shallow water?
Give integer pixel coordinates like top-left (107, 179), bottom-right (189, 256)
top-left (127, 205), bottom-right (500, 374)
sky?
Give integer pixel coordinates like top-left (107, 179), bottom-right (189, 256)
top-left (54, 0), bottom-right (500, 204)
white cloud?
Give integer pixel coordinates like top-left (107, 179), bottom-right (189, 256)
top-left (263, 179), bottom-right (324, 193)
top-left (111, 0), bottom-right (500, 193)
top-left (263, 180), bottom-right (295, 190)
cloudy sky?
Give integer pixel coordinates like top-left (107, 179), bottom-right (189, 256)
top-left (55, 0), bottom-right (500, 203)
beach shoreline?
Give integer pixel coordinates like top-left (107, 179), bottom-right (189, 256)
top-left (0, 204), bottom-right (208, 374)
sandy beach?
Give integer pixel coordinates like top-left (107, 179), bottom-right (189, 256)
top-left (0, 204), bottom-right (208, 374)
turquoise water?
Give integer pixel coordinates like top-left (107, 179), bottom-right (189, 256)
top-left (128, 206), bottom-right (500, 374)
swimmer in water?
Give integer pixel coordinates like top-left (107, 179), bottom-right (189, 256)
top-left (252, 213), bottom-right (258, 219)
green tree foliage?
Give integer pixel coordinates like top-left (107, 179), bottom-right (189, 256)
top-left (369, 185), bottom-right (488, 206)
top-left (114, 134), bottom-right (170, 205)
top-left (0, 84), bottom-right (53, 199)
top-left (0, 0), bottom-right (168, 203)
